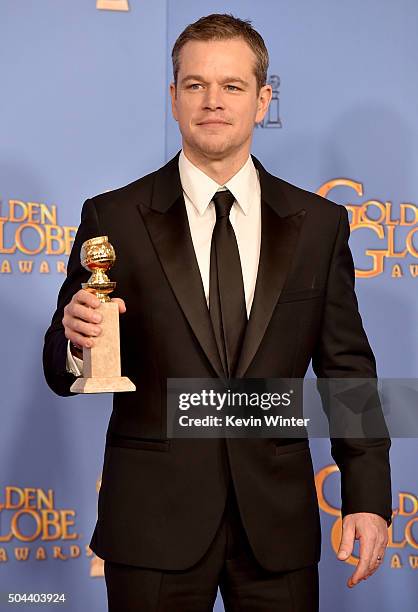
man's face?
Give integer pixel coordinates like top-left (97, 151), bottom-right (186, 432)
top-left (170, 38), bottom-right (272, 161)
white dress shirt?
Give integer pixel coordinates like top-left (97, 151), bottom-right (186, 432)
top-left (67, 149), bottom-right (262, 376)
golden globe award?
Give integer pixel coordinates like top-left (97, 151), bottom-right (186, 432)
top-left (70, 236), bottom-right (136, 394)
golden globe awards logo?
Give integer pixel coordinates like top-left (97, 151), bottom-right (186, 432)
top-left (0, 199), bottom-right (76, 275)
top-left (0, 486), bottom-right (80, 563)
top-left (0, 481), bottom-right (106, 575)
top-left (316, 465), bottom-right (418, 570)
top-left (96, 0), bottom-right (129, 11)
top-left (317, 179), bottom-right (418, 278)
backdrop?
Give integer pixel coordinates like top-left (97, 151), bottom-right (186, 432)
top-left (1, 1), bottom-right (417, 610)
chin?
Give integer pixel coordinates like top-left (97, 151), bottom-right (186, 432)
top-left (193, 138), bottom-right (234, 159)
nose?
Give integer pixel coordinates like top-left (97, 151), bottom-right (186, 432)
top-left (202, 85), bottom-right (225, 111)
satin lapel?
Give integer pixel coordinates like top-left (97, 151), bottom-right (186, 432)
top-left (234, 201), bottom-right (306, 378)
top-left (137, 196), bottom-right (225, 379)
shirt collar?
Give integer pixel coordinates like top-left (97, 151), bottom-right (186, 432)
top-left (178, 149), bottom-right (258, 216)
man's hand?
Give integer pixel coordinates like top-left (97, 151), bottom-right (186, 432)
top-left (62, 288), bottom-right (126, 351)
top-left (337, 512), bottom-right (388, 587)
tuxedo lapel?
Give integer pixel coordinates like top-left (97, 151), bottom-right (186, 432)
top-left (234, 201), bottom-right (306, 378)
top-left (137, 153), bottom-right (225, 378)
top-left (234, 156), bottom-right (306, 377)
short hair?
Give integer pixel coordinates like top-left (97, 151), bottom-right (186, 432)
top-left (172, 13), bottom-right (269, 94)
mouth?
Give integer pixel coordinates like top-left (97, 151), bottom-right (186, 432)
top-left (197, 122), bottom-right (230, 129)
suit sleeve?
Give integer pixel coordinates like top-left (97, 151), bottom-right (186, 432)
top-left (312, 205), bottom-right (392, 526)
top-left (42, 198), bottom-right (101, 397)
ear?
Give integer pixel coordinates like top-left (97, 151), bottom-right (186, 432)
top-left (169, 82), bottom-right (178, 122)
top-left (255, 84), bottom-right (273, 124)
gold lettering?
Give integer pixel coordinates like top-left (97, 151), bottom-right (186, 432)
top-left (360, 200), bottom-right (387, 225)
top-left (316, 178), bottom-right (363, 200)
top-left (11, 510), bottom-right (42, 542)
top-left (63, 226), bottom-right (76, 255)
top-left (350, 223), bottom-right (385, 278)
top-left (0, 260), bottom-right (11, 273)
top-left (390, 553), bottom-right (403, 568)
top-left (44, 225), bottom-right (65, 255)
top-left (383, 202), bottom-right (400, 226)
top-left (52, 546), bottom-right (67, 560)
top-left (0, 201), bottom-right (7, 222)
top-left (0, 513), bottom-right (12, 542)
top-left (391, 264), bottom-right (403, 278)
top-left (70, 545), bottom-right (81, 558)
top-left (5, 486), bottom-right (24, 509)
top-left (37, 488), bottom-right (54, 509)
top-left (60, 510), bottom-right (78, 540)
top-left (386, 226), bottom-right (407, 257)
top-left (26, 203), bottom-right (41, 224)
top-left (400, 203), bottom-right (418, 226)
top-left (406, 226), bottom-right (418, 258)
top-left (0, 221), bottom-right (16, 254)
top-left (314, 464), bottom-right (340, 516)
top-left (14, 547), bottom-right (30, 561)
top-left (39, 260), bottom-right (50, 274)
top-left (40, 510), bottom-right (61, 540)
top-left (360, 249), bottom-right (385, 277)
top-left (387, 518), bottom-right (407, 549)
top-left (40, 203), bottom-right (57, 225)
top-left (410, 264), bottom-right (418, 277)
top-left (345, 204), bottom-right (362, 226)
top-left (18, 260), bottom-right (34, 274)
top-left (24, 489), bottom-right (37, 509)
top-left (398, 493), bottom-right (418, 516)
top-left (0, 547), bottom-right (8, 562)
top-left (35, 546), bottom-right (47, 560)
top-left (15, 224), bottom-right (45, 255)
top-left (97, 0), bottom-right (129, 11)
top-left (56, 261), bottom-right (67, 274)
top-left (405, 517), bottom-right (418, 549)
top-left (409, 555), bottom-right (418, 569)
top-left (9, 200), bottom-right (27, 223)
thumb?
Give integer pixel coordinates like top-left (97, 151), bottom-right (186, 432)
top-left (111, 297), bottom-right (126, 314)
top-left (337, 519), bottom-right (355, 560)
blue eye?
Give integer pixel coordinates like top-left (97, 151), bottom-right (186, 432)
top-left (226, 85), bottom-right (239, 91)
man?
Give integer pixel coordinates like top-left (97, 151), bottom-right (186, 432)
top-left (43, 13), bottom-right (392, 612)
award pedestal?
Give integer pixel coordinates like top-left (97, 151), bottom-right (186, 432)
top-left (70, 301), bottom-right (135, 393)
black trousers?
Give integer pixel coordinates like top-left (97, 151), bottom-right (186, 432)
top-left (104, 483), bottom-right (319, 611)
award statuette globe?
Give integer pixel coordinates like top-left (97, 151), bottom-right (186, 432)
top-left (70, 236), bottom-right (136, 393)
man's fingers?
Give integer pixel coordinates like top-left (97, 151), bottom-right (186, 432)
top-left (337, 519), bottom-right (355, 560)
top-left (70, 302), bottom-right (102, 324)
top-left (63, 291), bottom-right (125, 348)
top-left (65, 330), bottom-right (95, 349)
top-left (70, 318), bottom-right (102, 338)
top-left (111, 297), bottom-right (126, 314)
top-left (347, 535), bottom-right (375, 587)
top-left (366, 541), bottom-right (386, 578)
top-left (342, 514), bottom-right (388, 587)
top-left (74, 289), bottom-right (101, 309)
top-left (358, 525), bottom-right (387, 581)
top-left (62, 290), bottom-right (103, 343)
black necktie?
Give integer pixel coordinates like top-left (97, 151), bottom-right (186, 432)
top-left (209, 189), bottom-right (247, 379)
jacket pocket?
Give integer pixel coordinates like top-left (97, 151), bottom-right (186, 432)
top-left (107, 433), bottom-right (171, 452)
top-left (274, 440), bottom-right (309, 456)
top-left (278, 288), bottom-right (324, 303)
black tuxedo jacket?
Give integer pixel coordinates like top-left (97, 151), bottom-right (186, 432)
top-left (43, 152), bottom-right (391, 572)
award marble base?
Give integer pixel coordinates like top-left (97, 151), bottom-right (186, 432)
top-left (70, 301), bottom-right (135, 394)
top-left (70, 376), bottom-right (135, 394)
